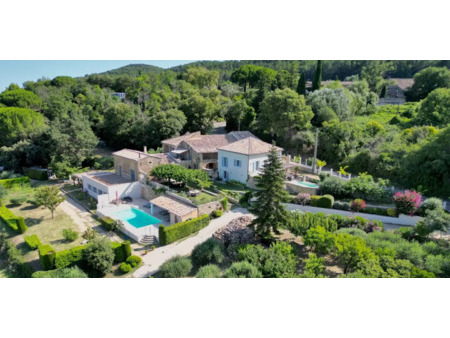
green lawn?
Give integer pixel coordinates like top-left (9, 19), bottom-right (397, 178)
top-left (66, 189), bottom-right (96, 212)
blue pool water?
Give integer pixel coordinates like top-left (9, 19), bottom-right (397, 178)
top-left (297, 181), bottom-right (319, 188)
top-left (115, 208), bottom-right (162, 228)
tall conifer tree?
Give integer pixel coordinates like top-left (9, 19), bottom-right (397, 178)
top-left (250, 145), bottom-right (290, 238)
top-left (296, 72), bottom-right (306, 95)
top-left (312, 60), bottom-right (322, 91)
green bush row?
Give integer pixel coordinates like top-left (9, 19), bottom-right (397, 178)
top-left (38, 241), bottom-right (131, 270)
top-left (0, 233), bottom-right (32, 277)
top-left (0, 176), bottom-right (30, 189)
top-left (159, 215), bottom-right (210, 245)
top-left (24, 234), bottom-right (42, 250)
top-left (27, 168), bottom-right (48, 181)
top-left (100, 216), bottom-right (116, 231)
top-left (0, 204), bottom-right (27, 233)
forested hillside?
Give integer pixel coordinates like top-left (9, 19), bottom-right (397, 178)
top-left (0, 61), bottom-right (449, 197)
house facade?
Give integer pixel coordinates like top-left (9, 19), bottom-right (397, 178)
top-left (217, 137), bottom-right (283, 184)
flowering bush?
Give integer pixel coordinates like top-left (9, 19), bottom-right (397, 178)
top-left (296, 193), bottom-right (311, 205)
top-left (350, 199), bottom-right (366, 212)
top-left (393, 190), bottom-right (423, 216)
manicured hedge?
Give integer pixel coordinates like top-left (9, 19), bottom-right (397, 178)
top-left (55, 245), bottom-right (87, 269)
top-left (310, 195), bottom-right (321, 207)
top-left (0, 176), bottom-right (30, 189)
top-left (24, 234), bottom-right (42, 250)
top-left (111, 241), bottom-right (131, 263)
top-left (0, 205), bottom-right (27, 233)
top-left (159, 215), bottom-right (210, 245)
top-left (38, 241), bottom-right (128, 270)
top-left (100, 216), bottom-right (115, 231)
top-left (317, 195), bottom-right (334, 208)
top-left (27, 168), bottom-right (48, 181)
top-left (38, 244), bottom-right (56, 271)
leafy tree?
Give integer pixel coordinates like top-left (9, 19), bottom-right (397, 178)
top-left (407, 67), bottom-right (450, 101)
top-left (225, 99), bottom-right (256, 131)
top-left (392, 190), bottom-right (422, 216)
top-left (159, 255), bottom-right (192, 278)
top-left (250, 146), bottom-right (290, 238)
top-left (183, 67), bottom-right (219, 89)
top-left (416, 88), bottom-right (450, 127)
top-left (231, 65), bottom-right (257, 92)
top-left (307, 88), bottom-right (352, 121)
top-left (314, 106), bottom-right (339, 126)
top-left (312, 60), bottom-right (322, 91)
top-left (360, 61), bottom-right (394, 95)
top-left (0, 88), bottom-right (43, 110)
top-left (0, 107), bottom-right (47, 147)
top-left (348, 80), bottom-right (378, 115)
top-left (34, 185), bottom-right (66, 219)
top-left (196, 264), bottom-right (221, 278)
top-left (258, 88), bottom-right (313, 142)
top-left (333, 233), bottom-right (375, 273)
top-left (49, 110), bottom-right (98, 167)
top-left (417, 209), bottom-right (450, 234)
top-left (191, 238), bottom-right (225, 268)
top-left (82, 236), bottom-right (115, 277)
top-left (304, 226), bottom-right (334, 254)
top-left (296, 72), bottom-right (306, 96)
top-left (144, 109), bottom-right (187, 148)
top-left (179, 93), bottom-right (215, 133)
top-left (102, 102), bottom-right (140, 149)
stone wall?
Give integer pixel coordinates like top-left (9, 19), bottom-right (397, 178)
top-left (285, 181), bottom-right (318, 195)
top-left (198, 200), bottom-right (222, 216)
top-left (114, 155), bottom-right (139, 181)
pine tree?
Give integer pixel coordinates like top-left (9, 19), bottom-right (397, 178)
top-left (250, 145), bottom-right (290, 238)
top-left (296, 72), bottom-right (306, 96)
top-left (312, 60), bottom-right (322, 91)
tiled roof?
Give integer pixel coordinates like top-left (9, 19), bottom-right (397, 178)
top-left (218, 137), bottom-right (283, 155)
top-left (150, 195), bottom-right (197, 217)
top-left (162, 131), bottom-right (257, 154)
top-left (390, 78), bottom-right (414, 91)
top-left (161, 132), bottom-right (201, 147)
top-left (148, 153), bottom-right (177, 164)
top-left (113, 149), bottom-right (150, 161)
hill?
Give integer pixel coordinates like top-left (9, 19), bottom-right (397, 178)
top-left (101, 63), bottom-right (164, 76)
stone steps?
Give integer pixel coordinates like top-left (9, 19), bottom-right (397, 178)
top-left (141, 235), bottom-right (157, 245)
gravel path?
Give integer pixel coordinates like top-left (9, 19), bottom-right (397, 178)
top-left (133, 207), bottom-right (252, 278)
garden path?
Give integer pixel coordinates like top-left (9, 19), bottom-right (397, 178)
top-left (133, 207), bottom-right (253, 278)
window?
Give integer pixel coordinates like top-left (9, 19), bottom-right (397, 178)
top-left (93, 187), bottom-right (97, 193)
top-left (223, 171), bottom-right (227, 180)
top-left (255, 161), bottom-right (260, 170)
top-left (234, 159), bottom-right (241, 167)
top-left (222, 157), bottom-right (228, 167)
top-left (98, 190), bottom-right (103, 195)
top-left (88, 184), bottom-right (92, 191)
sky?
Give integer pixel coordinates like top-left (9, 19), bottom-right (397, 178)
top-left (0, 60), bottom-right (196, 91)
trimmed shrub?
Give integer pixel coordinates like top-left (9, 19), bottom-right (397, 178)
top-left (55, 245), bottom-right (86, 269)
top-left (0, 234), bottom-right (32, 277)
top-left (224, 261), bottom-right (262, 278)
top-left (310, 195), bottom-right (321, 207)
top-left (212, 209), bottom-right (223, 218)
top-left (393, 190), bottom-right (423, 216)
top-left (303, 253), bottom-right (326, 277)
top-left (349, 199), bottom-right (366, 212)
top-left (62, 228), bottom-right (78, 242)
top-left (0, 176), bottom-right (30, 189)
top-left (120, 263), bottom-right (132, 273)
top-left (319, 176), bottom-right (349, 199)
top-left (159, 215), bottom-right (210, 245)
top-left (335, 228), bottom-right (368, 239)
top-left (27, 168), bottom-right (48, 181)
top-left (286, 211), bottom-right (339, 236)
top-left (317, 194), bottom-right (334, 208)
top-left (159, 256), bottom-right (192, 278)
top-left (9, 196), bottom-right (27, 205)
top-left (363, 206), bottom-right (388, 216)
top-left (16, 217), bottom-right (27, 233)
top-left (333, 201), bottom-right (349, 211)
top-left (191, 238), bottom-right (226, 268)
top-left (196, 264), bottom-right (221, 278)
top-left (32, 266), bottom-right (87, 278)
top-left (100, 217), bottom-right (114, 230)
top-left (387, 208), bottom-right (397, 217)
top-left (419, 198), bottom-right (443, 216)
top-left (126, 255), bottom-right (142, 268)
top-left (111, 241), bottom-right (131, 263)
top-left (24, 234), bottom-right (42, 250)
top-left (221, 197), bottom-right (229, 210)
top-left (83, 237), bottom-right (115, 277)
top-left (38, 244), bottom-right (56, 270)
top-left (296, 193), bottom-right (311, 205)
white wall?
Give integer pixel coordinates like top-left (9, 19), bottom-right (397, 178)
top-left (218, 150), bottom-right (249, 183)
top-left (106, 181), bottom-right (142, 202)
top-left (248, 153), bottom-right (270, 175)
top-left (82, 176), bottom-right (109, 199)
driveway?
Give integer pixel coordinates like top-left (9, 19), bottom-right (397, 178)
top-left (132, 207), bottom-right (252, 278)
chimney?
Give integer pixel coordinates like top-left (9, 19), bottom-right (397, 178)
top-left (143, 146), bottom-right (147, 153)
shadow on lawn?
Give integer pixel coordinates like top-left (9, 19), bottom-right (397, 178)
top-left (25, 216), bottom-right (44, 227)
top-left (21, 204), bottom-right (39, 211)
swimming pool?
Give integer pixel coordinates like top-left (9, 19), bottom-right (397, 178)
top-left (296, 181), bottom-right (319, 188)
top-left (115, 208), bottom-right (162, 228)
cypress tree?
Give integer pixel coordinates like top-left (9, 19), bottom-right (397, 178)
top-left (296, 72), bottom-right (306, 96)
top-left (312, 60), bottom-right (322, 91)
top-left (250, 145), bottom-right (290, 238)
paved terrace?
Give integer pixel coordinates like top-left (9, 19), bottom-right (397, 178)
top-left (86, 172), bottom-right (131, 185)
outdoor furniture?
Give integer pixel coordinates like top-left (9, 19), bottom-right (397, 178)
top-left (188, 189), bottom-right (201, 197)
